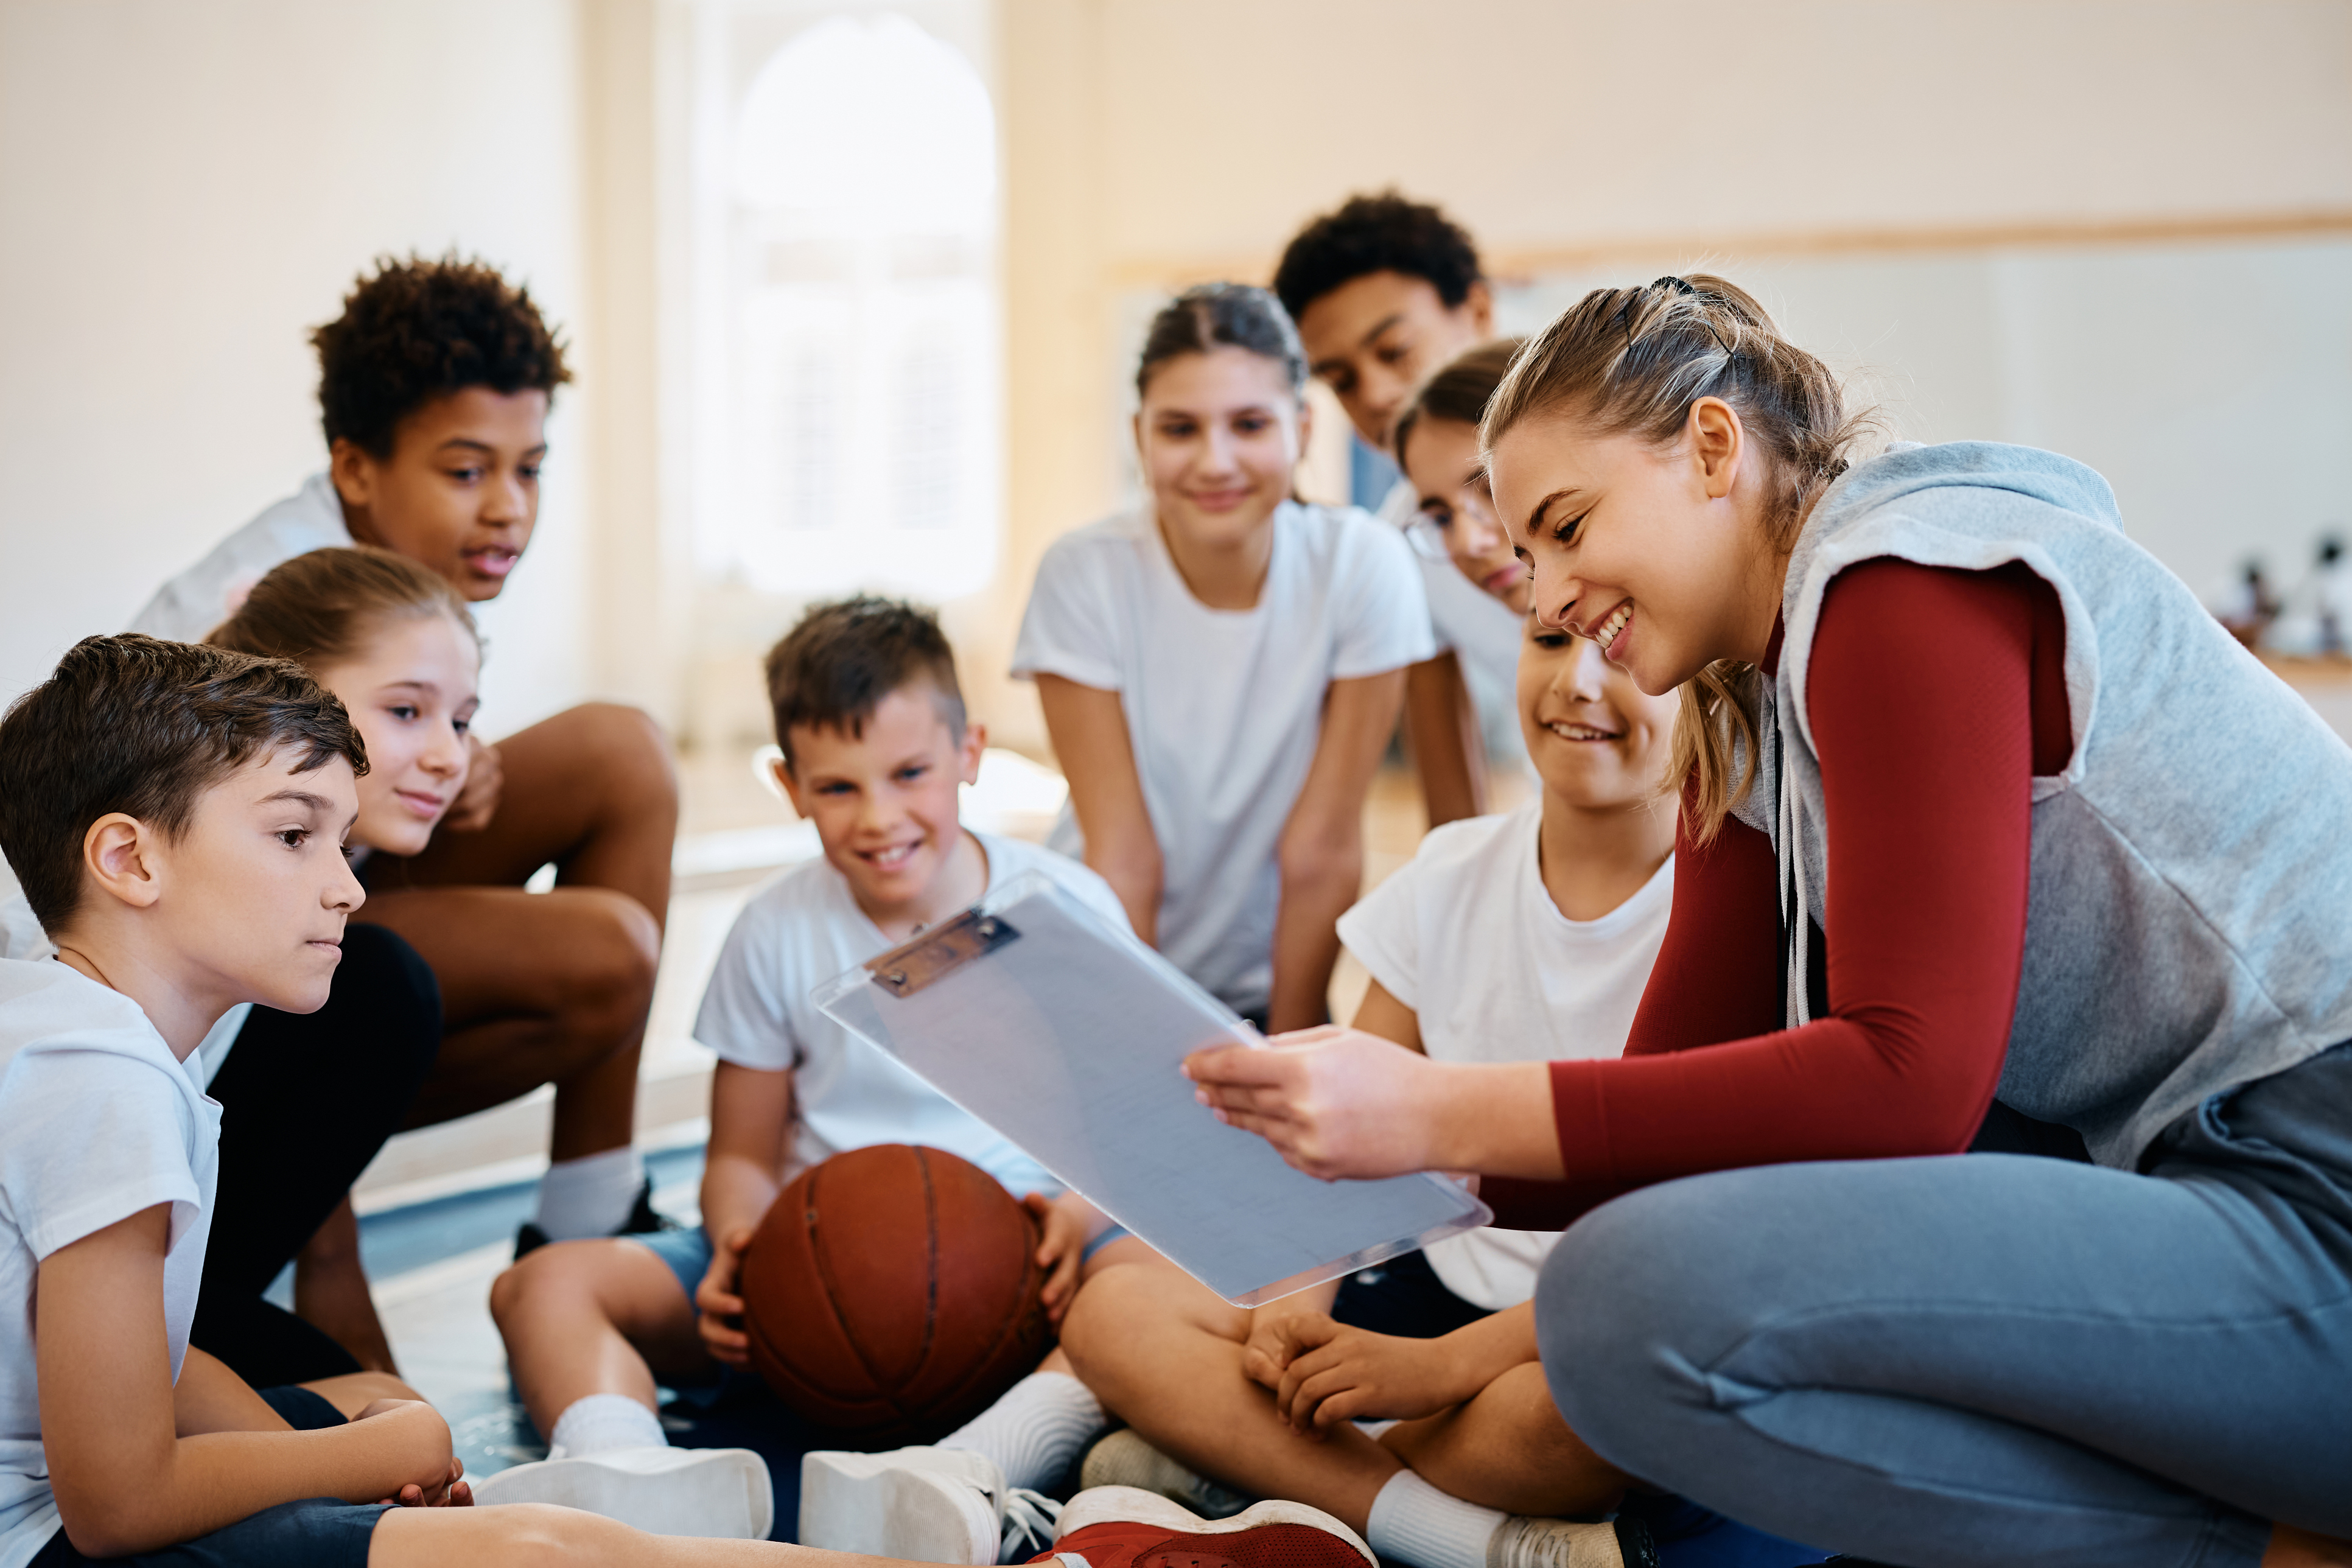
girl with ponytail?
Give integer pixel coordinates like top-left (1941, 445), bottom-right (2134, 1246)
top-left (1186, 276), bottom-right (2352, 1565)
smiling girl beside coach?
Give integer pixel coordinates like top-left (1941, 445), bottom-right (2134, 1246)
top-left (1185, 276), bottom-right (2352, 1567)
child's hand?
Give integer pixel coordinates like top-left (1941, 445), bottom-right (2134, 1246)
top-left (695, 1227), bottom-right (755, 1367)
top-left (1249, 1313), bottom-right (1477, 1435)
top-left (382, 1455), bottom-right (471, 1508)
top-left (439, 735), bottom-right (502, 833)
top-left (1183, 1027), bottom-right (1441, 1180)
top-left (1023, 1192), bottom-right (1092, 1324)
top-left (350, 1399), bottom-right (464, 1504)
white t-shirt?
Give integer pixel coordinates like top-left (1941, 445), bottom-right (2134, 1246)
top-left (0, 960), bottom-right (221, 1568)
top-left (0, 864), bottom-right (245, 1087)
top-left (1336, 797), bottom-right (1673, 1310)
top-left (129, 472), bottom-right (354, 644)
top-left (1012, 500), bottom-right (1434, 1015)
top-left (1378, 478), bottom-right (1530, 773)
top-left (692, 831), bottom-right (1130, 1197)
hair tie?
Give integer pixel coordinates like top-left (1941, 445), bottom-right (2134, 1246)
top-left (1615, 276), bottom-right (1737, 366)
top-left (1653, 276), bottom-right (1737, 365)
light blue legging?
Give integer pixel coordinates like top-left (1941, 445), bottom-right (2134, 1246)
top-left (1536, 1043), bottom-right (2352, 1568)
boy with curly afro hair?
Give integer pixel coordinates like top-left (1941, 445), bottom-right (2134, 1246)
top-left (114, 253), bottom-right (681, 1362)
top-left (1271, 192), bottom-right (1519, 832)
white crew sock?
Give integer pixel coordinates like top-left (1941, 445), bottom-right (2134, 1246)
top-left (534, 1146), bottom-right (645, 1241)
top-left (938, 1371), bottom-right (1107, 1491)
top-left (1367, 1469), bottom-right (1508, 1568)
top-left (547, 1393), bottom-right (668, 1458)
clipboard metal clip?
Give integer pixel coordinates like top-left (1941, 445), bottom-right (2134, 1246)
top-left (867, 908), bottom-right (1021, 997)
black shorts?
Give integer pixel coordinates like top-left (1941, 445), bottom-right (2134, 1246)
top-left (1329, 1247), bottom-right (1493, 1339)
top-left (30, 1388), bottom-right (390, 1568)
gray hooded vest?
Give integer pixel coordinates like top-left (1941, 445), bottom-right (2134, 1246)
top-left (1738, 441), bottom-right (2352, 1170)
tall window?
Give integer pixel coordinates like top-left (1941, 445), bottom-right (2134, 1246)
top-left (701, 10), bottom-right (1000, 598)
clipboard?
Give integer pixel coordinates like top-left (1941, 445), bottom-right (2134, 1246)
top-left (813, 870), bottom-right (1491, 1306)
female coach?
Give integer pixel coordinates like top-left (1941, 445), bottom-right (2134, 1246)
top-left (1183, 277), bottom-right (2352, 1568)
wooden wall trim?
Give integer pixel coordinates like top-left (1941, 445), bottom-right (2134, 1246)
top-left (1105, 207), bottom-right (2352, 290)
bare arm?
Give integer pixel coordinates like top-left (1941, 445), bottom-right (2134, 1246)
top-left (40, 1206), bottom-right (455, 1558)
top-left (692, 1060), bottom-right (794, 1366)
top-left (1037, 673), bottom-right (1162, 945)
top-left (1268, 670), bottom-right (1406, 1034)
top-left (701, 1060), bottom-right (792, 1244)
top-left (1349, 976), bottom-right (1423, 1055)
top-left (1402, 652), bottom-right (1486, 830)
top-left (172, 1345), bottom-right (292, 1437)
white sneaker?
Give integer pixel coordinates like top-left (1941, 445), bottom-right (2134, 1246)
top-left (800, 1446), bottom-right (1063, 1565)
top-left (468, 1444), bottom-right (773, 1539)
top-left (1486, 1514), bottom-right (1636, 1568)
top-left (1078, 1430), bottom-right (1255, 1520)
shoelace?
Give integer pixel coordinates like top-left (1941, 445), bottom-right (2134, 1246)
top-left (997, 1486), bottom-right (1063, 1564)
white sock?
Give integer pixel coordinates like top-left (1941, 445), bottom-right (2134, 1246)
top-left (547, 1393), bottom-right (667, 1458)
top-left (1367, 1469), bottom-right (1508, 1568)
top-left (938, 1371), bottom-right (1106, 1491)
top-left (534, 1146), bottom-right (645, 1241)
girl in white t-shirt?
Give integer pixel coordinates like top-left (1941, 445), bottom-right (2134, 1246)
top-left (1013, 284), bottom-right (1433, 1030)
top-left (1058, 614), bottom-right (1690, 1568)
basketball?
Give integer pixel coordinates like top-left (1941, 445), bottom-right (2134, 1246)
top-left (737, 1143), bottom-right (1051, 1446)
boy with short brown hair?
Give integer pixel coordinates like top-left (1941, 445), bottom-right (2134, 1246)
top-left (487, 598), bottom-right (1155, 1557)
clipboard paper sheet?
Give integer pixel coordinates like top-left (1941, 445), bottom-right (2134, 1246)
top-left (813, 870), bottom-right (1491, 1307)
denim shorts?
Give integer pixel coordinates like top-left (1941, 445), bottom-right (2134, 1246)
top-left (30, 1387), bottom-right (390, 1567)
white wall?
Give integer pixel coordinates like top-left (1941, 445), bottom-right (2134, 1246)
top-left (0, 0), bottom-right (592, 734)
top-left (989, 0), bottom-right (2352, 754)
top-left (1494, 236), bottom-right (2352, 603)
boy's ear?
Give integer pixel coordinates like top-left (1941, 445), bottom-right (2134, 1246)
top-left (1464, 278), bottom-right (1495, 338)
top-left (957, 721), bottom-right (988, 787)
top-left (80, 814), bottom-right (164, 914)
top-left (327, 438), bottom-right (380, 512)
top-left (771, 754), bottom-right (813, 820)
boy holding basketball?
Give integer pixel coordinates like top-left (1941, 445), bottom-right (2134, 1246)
top-left (488, 598), bottom-right (1155, 1556)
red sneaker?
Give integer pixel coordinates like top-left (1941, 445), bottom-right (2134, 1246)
top-left (1030, 1486), bottom-right (1376, 1568)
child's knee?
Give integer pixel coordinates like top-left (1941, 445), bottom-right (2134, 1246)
top-left (548, 889), bottom-right (660, 1017)
top-left (490, 1242), bottom-right (604, 1331)
top-left (572, 702), bottom-right (677, 803)
top-left (474, 1502), bottom-right (616, 1566)
top-left (1055, 1262), bottom-right (1147, 1373)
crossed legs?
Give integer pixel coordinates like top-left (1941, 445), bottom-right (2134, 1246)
top-left (1059, 1256), bottom-right (1621, 1537)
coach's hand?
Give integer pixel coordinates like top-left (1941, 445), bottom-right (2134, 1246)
top-left (1184, 1031), bottom-right (1564, 1183)
top-left (695, 1227), bottom-right (755, 1367)
top-left (1182, 1026), bottom-right (1443, 1180)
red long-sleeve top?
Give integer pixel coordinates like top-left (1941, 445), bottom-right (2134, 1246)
top-left (1483, 558), bottom-right (2073, 1229)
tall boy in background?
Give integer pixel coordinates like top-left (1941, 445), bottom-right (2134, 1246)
top-left (1272, 194), bottom-right (1519, 825)
top-left (488, 598), bottom-right (1154, 1557)
top-left (133, 253), bottom-right (679, 1256)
